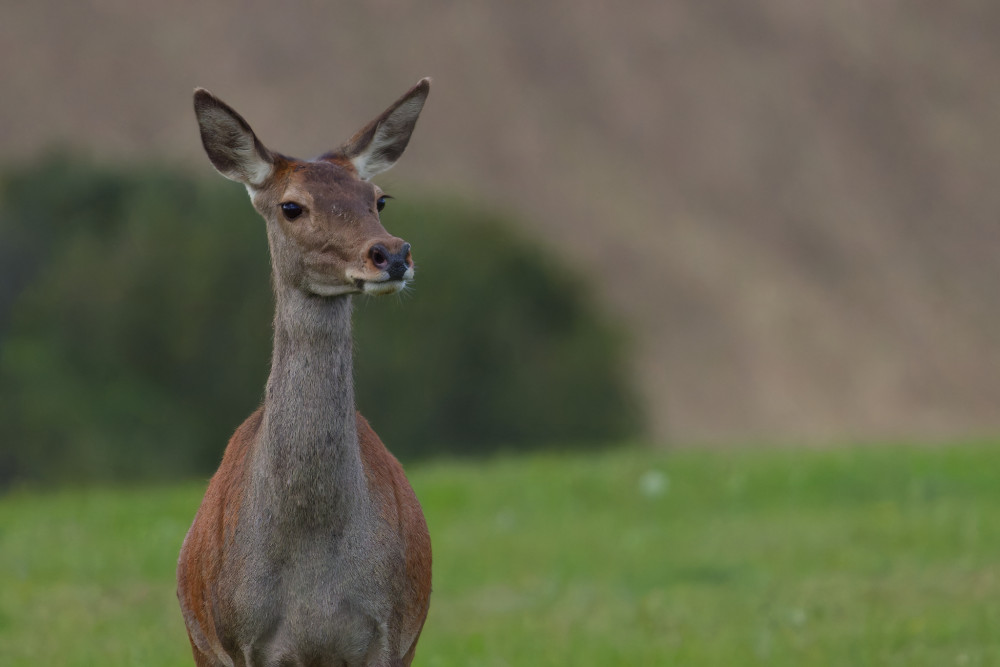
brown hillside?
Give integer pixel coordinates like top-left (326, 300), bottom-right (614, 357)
top-left (3, 1), bottom-right (999, 443)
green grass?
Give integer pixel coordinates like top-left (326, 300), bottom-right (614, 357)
top-left (2, 443), bottom-right (999, 665)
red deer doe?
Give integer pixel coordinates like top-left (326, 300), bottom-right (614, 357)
top-left (176, 79), bottom-right (433, 667)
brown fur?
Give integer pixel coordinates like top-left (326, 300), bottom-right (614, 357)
top-left (177, 408), bottom-right (262, 664)
top-left (356, 413), bottom-right (432, 661)
top-left (178, 410), bottom-right (431, 666)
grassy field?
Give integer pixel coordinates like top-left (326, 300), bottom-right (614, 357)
top-left (1, 443), bottom-right (998, 666)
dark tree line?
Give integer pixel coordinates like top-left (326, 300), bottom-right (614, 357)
top-left (0, 156), bottom-right (642, 486)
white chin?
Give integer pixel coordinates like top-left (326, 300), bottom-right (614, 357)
top-left (308, 283), bottom-right (357, 298)
top-left (362, 280), bottom-right (406, 296)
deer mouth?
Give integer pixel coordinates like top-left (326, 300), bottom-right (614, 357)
top-left (356, 277), bottom-right (408, 296)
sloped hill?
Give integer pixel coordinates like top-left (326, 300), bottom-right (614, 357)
top-left (3, 1), bottom-right (998, 443)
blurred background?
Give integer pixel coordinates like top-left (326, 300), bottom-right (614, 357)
top-left (3, 3), bottom-right (1000, 665)
top-left (1, 0), bottom-right (999, 480)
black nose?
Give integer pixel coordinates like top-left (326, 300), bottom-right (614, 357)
top-left (369, 243), bottom-right (411, 281)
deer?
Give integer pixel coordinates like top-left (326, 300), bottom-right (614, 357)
top-left (176, 79), bottom-right (433, 667)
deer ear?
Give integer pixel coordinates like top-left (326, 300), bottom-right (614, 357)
top-left (332, 78), bottom-right (430, 181)
top-left (193, 88), bottom-right (274, 187)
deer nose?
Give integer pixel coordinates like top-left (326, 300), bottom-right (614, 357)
top-left (368, 242), bottom-right (412, 281)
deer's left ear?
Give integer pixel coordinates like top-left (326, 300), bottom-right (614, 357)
top-left (329, 78), bottom-right (430, 181)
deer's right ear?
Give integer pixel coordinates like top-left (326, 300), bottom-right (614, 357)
top-left (194, 88), bottom-right (274, 187)
top-left (332, 78), bottom-right (431, 181)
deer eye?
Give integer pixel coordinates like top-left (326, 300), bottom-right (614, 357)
top-left (280, 202), bottom-right (303, 220)
top-left (376, 196), bottom-right (389, 213)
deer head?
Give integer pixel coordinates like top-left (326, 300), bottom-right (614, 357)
top-left (193, 79), bottom-right (430, 297)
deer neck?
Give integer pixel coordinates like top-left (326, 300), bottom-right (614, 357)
top-left (255, 285), bottom-right (368, 525)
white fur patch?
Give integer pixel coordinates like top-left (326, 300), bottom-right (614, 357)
top-left (246, 160), bottom-right (273, 187)
top-left (309, 282), bottom-right (359, 298)
top-left (362, 280), bottom-right (407, 296)
top-left (306, 279), bottom-right (407, 297)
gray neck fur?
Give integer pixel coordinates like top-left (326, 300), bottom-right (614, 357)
top-left (254, 285), bottom-right (369, 531)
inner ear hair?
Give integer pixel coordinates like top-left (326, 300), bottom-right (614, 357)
top-left (329, 78), bottom-right (431, 181)
top-left (194, 88), bottom-right (275, 186)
